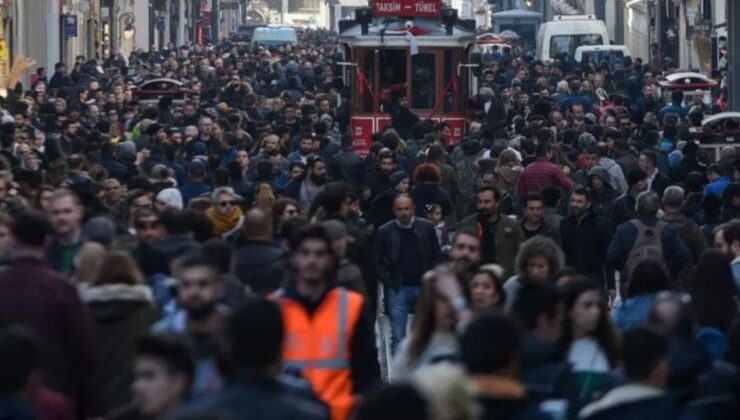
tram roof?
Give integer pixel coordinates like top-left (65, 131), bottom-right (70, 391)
top-left (338, 18), bottom-right (476, 48)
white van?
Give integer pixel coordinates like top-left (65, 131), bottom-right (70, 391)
top-left (537, 15), bottom-right (609, 62)
top-left (251, 26), bottom-right (298, 47)
top-left (574, 45), bottom-right (630, 63)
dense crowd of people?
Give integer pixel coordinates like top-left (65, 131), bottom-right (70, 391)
top-left (0, 26), bottom-right (739, 420)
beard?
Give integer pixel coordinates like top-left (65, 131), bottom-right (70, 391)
top-left (310, 173), bottom-right (327, 185)
top-left (478, 208), bottom-right (493, 220)
top-left (185, 301), bottom-right (217, 321)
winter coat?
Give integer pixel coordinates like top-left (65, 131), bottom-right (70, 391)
top-left (374, 218), bottom-right (442, 288)
top-left (232, 240), bottom-right (284, 296)
top-left (588, 166), bottom-right (618, 229)
top-left (80, 283), bottom-right (157, 410)
top-left (559, 210), bottom-right (610, 285)
top-left (661, 212), bottom-right (707, 264)
top-left (460, 213), bottom-right (524, 278)
top-left (598, 157), bottom-right (628, 195)
top-left (611, 294), bottom-right (658, 332)
top-left (450, 140), bottom-right (486, 209)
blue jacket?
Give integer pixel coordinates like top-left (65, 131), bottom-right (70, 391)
top-left (559, 93), bottom-right (593, 114)
top-left (704, 176), bottom-right (730, 198)
top-left (179, 181), bottom-right (212, 205)
top-left (658, 103), bottom-right (687, 121)
top-left (612, 294), bottom-right (657, 332)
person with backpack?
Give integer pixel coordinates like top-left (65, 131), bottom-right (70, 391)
top-left (606, 191), bottom-right (690, 300)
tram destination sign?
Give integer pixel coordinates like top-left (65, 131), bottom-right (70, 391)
top-left (372, 0), bottom-right (442, 17)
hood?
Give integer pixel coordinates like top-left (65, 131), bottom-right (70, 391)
top-left (662, 212), bottom-right (694, 233)
top-left (588, 166), bottom-right (614, 189)
top-left (80, 284), bottom-right (154, 324)
top-left (460, 140), bottom-right (484, 155)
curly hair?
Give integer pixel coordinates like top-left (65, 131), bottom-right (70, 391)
top-left (515, 235), bottom-right (564, 279)
top-left (413, 163), bottom-right (442, 184)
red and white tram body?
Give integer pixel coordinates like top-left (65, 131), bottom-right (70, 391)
top-left (338, 0), bottom-right (476, 156)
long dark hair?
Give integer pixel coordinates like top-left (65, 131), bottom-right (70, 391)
top-left (689, 250), bottom-right (738, 332)
top-left (560, 277), bottom-right (620, 367)
top-left (627, 259), bottom-right (671, 298)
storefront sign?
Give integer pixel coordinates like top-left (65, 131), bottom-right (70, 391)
top-left (63, 14), bottom-right (78, 38)
top-left (372, 0), bottom-right (441, 17)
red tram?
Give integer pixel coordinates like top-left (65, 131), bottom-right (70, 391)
top-left (337, 0), bottom-right (478, 156)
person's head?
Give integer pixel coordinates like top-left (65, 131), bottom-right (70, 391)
top-left (9, 205), bottom-right (52, 253)
top-left (414, 164), bottom-right (441, 185)
top-left (628, 169), bottom-right (647, 193)
top-left (408, 269), bottom-right (467, 364)
top-left (635, 191), bottom-right (660, 216)
top-left (0, 325), bottom-right (41, 397)
top-left (288, 224), bottom-right (336, 287)
top-left (198, 116), bottom-right (214, 136)
top-left (134, 209), bottom-right (164, 245)
top-left (102, 178), bottom-right (123, 204)
top-left (378, 151), bottom-right (395, 173)
top-left (689, 249), bottom-right (738, 332)
top-left (639, 150), bottom-right (657, 173)
top-left (93, 251), bottom-right (144, 286)
top-left (627, 259), bottom-right (670, 298)
top-left (523, 193), bottom-right (545, 225)
top-left (469, 265), bottom-right (505, 312)
top-left (211, 187), bottom-right (239, 217)
top-left (155, 188), bottom-right (183, 212)
top-left (661, 186), bottom-right (685, 213)
top-left (570, 103), bottom-right (585, 121)
top-left (670, 89), bottom-right (684, 105)
top-left (49, 189), bottom-right (83, 239)
top-left (583, 146), bottom-right (600, 169)
top-left (132, 335), bottom-right (194, 417)
top-left (449, 230), bottom-right (481, 267)
top-left (561, 277), bottom-right (618, 365)
top-left (721, 221), bottom-right (740, 257)
top-left (425, 203), bottom-right (443, 224)
top-left (236, 149), bottom-right (250, 171)
top-left (512, 280), bottom-right (563, 342)
top-left (355, 384), bottom-right (430, 420)
top-left (262, 134), bottom-right (280, 155)
top-left (226, 297), bottom-right (283, 374)
top-left (476, 185), bottom-right (500, 219)
top-left (272, 198), bottom-right (299, 231)
top-left (517, 234), bottom-right (563, 279)
top-left (568, 187), bottom-right (591, 218)
top-left (299, 133), bottom-right (314, 154)
top-left (393, 195), bottom-right (415, 225)
top-left (307, 155), bottom-right (327, 184)
top-left (174, 254), bottom-right (222, 321)
top-left (0, 213), bottom-right (12, 261)
top-left (622, 327), bottom-right (669, 388)
top-left (461, 312), bottom-right (523, 377)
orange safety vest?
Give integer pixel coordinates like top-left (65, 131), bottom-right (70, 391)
top-left (276, 287), bottom-right (364, 420)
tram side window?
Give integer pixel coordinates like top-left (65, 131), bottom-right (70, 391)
top-left (359, 51), bottom-right (376, 113)
top-left (412, 53), bottom-right (436, 109)
top-left (379, 49), bottom-right (408, 105)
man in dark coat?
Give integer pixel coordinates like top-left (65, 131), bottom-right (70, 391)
top-left (232, 208), bottom-right (283, 296)
top-left (330, 134), bottom-right (365, 190)
top-left (0, 210), bottom-right (101, 417)
top-left (559, 188), bottom-right (610, 286)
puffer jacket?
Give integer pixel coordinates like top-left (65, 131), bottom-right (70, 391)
top-left (80, 283), bottom-right (157, 411)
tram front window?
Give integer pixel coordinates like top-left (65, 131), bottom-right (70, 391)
top-left (379, 50), bottom-right (407, 105)
top-left (412, 53), bottom-right (436, 109)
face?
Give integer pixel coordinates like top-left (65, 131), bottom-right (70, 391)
top-left (526, 256), bottom-right (551, 280)
top-left (290, 238), bottom-right (334, 284)
top-left (585, 153), bottom-right (599, 169)
top-left (237, 151), bottom-right (249, 169)
top-left (570, 290), bottom-right (602, 335)
top-left (135, 215), bottom-right (164, 245)
top-left (38, 190), bottom-right (54, 212)
top-left (427, 206), bottom-right (442, 223)
top-left (590, 176), bottom-right (605, 190)
top-left (198, 118), bottom-right (213, 136)
top-left (449, 233), bottom-right (481, 265)
top-left (397, 179), bottom-right (410, 193)
top-left (264, 136), bottom-right (279, 153)
top-left (282, 204), bottom-right (299, 221)
top-left (393, 197), bottom-right (414, 225)
top-left (571, 105), bottom-right (584, 121)
top-left (569, 193), bottom-right (590, 217)
top-left (177, 265), bottom-right (221, 320)
top-left (132, 195), bottom-right (153, 212)
top-left (50, 196), bottom-right (83, 236)
top-left (284, 107), bottom-right (296, 120)
top-left (470, 272), bottom-right (498, 312)
top-left (715, 229), bottom-right (729, 254)
top-left (310, 162), bottom-right (326, 180)
top-left (638, 154), bottom-right (654, 172)
top-left (604, 116), bottom-right (617, 128)
top-left (103, 181), bottom-right (123, 203)
top-left (215, 193), bottom-right (237, 216)
top-left (524, 199), bottom-right (544, 224)
top-left (299, 138), bottom-right (313, 154)
top-left (131, 358), bottom-right (187, 417)
top-left (379, 158), bottom-right (394, 172)
top-left (476, 190), bottom-right (498, 218)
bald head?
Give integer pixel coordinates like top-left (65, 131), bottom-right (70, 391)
top-left (243, 208), bottom-right (272, 241)
top-left (393, 195), bottom-right (414, 225)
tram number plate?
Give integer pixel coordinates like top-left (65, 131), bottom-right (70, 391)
top-left (372, 0), bottom-right (441, 17)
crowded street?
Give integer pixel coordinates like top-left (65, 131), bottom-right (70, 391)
top-left (0, 0), bottom-right (738, 419)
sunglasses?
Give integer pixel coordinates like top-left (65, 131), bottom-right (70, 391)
top-left (219, 200), bottom-right (237, 208)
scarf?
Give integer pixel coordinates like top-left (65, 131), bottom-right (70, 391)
top-left (207, 206), bottom-right (243, 236)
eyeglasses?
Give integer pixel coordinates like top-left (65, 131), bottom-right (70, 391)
top-left (219, 200), bottom-right (237, 208)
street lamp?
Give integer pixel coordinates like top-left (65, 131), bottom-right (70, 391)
top-left (119, 12), bottom-right (136, 41)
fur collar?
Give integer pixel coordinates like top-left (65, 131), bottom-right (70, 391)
top-left (579, 384), bottom-right (664, 418)
top-left (79, 284), bottom-right (154, 303)
top-left (470, 375), bottom-right (526, 400)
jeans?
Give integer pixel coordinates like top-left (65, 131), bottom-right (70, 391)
top-left (386, 285), bottom-right (420, 355)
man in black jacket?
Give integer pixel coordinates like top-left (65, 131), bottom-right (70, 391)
top-left (374, 195), bottom-right (441, 352)
top-left (559, 188), bottom-right (610, 286)
top-left (330, 134), bottom-right (364, 190)
top-left (232, 208), bottom-right (283, 296)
